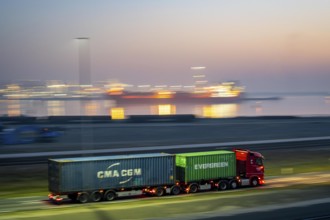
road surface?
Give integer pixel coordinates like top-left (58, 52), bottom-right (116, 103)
top-left (0, 172), bottom-right (329, 220)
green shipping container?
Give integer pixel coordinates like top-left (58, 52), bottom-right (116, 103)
top-left (176, 150), bottom-right (236, 183)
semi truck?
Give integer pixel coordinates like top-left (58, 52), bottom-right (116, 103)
top-left (48, 149), bottom-right (264, 203)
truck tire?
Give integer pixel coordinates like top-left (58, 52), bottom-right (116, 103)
top-left (104, 190), bottom-right (116, 201)
top-left (218, 180), bottom-right (228, 190)
top-left (77, 192), bottom-right (89, 203)
top-left (229, 180), bottom-right (238, 189)
top-left (251, 178), bottom-right (259, 187)
top-left (90, 191), bottom-right (103, 202)
top-left (155, 187), bottom-right (165, 197)
top-left (188, 184), bottom-right (198, 193)
top-left (171, 185), bottom-right (181, 195)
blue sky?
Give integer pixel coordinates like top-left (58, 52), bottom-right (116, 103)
top-left (1, 0), bottom-right (330, 92)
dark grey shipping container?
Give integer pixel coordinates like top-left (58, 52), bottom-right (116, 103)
top-left (48, 153), bottom-right (176, 194)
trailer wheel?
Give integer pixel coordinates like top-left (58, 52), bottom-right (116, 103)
top-left (218, 180), bottom-right (228, 190)
top-left (104, 190), bottom-right (116, 201)
top-left (251, 178), bottom-right (259, 187)
top-left (229, 180), bottom-right (238, 189)
top-left (155, 187), bottom-right (165, 197)
top-left (90, 191), bottom-right (103, 202)
top-left (77, 192), bottom-right (89, 203)
top-left (189, 184), bottom-right (198, 193)
top-left (171, 185), bottom-right (181, 195)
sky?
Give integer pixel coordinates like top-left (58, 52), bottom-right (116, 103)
top-left (1, 0), bottom-right (330, 92)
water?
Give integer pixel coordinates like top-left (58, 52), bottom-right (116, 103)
top-left (0, 95), bottom-right (329, 118)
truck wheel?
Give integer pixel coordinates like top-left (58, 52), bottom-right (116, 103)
top-left (155, 187), bottom-right (165, 197)
top-left (90, 191), bottom-right (103, 202)
top-left (251, 178), bottom-right (259, 187)
top-left (77, 192), bottom-right (89, 203)
top-left (104, 190), bottom-right (116, 201)
top-left (171, 185), bottom-right (181, 195)
top-left (189, 184), bottom-right (198, 193)
top-left (218, 181), bottom-right (228, 190)
top-left (229, 180), bottom-right (238, 189)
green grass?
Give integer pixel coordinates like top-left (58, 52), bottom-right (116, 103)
top-left (0, 165), bottom-right (48, 198)
top-left (263, 149), bottom-right (330, 176)
top-left (1, 183), bottom-right (329, 220)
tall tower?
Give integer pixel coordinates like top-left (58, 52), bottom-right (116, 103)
top-left (76, 37), bottom-right (91, 85)
top-left (75, 38), bottom-right (93, 154)
top-left (191, 66), bottom-right (207, 92)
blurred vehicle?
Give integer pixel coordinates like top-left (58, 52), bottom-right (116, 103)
top-left (0, 124), bottom-right (62, 145)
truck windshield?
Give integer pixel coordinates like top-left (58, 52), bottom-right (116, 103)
top-left (256, 158), bottom-right (263, 166)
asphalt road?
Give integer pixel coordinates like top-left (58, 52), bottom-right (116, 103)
top-left (0, 172), bottom-right (329, 220)
top-left (1, 116), bottom-right (330, 165)
top-left (2, 117), bottom-right (330, 153)
top-left (200, 202), bottom-right (330, 220)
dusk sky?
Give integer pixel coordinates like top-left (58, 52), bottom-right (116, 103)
top-left (1, 0), bottom-right (330, 92)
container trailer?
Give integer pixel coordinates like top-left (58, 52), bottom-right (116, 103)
top-left (48, 153), bottom-right (176, 203)
top-left (48, 149), bottom-right (264, 203)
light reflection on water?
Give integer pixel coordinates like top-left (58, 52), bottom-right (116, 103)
top-left (201, 104), bottom-right (238, 118)
top-left (0, 95), bottom-right (329, 118)
top-left (6, 100), bottom-right (21, 116)
top-left (47, 101), bottom-right (65, 116)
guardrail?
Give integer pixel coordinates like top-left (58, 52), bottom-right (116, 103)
top-left (0, 114), bottom-right (196, 124)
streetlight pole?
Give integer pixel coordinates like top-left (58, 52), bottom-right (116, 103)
top-left (75, 37), bottom-right (93, 155)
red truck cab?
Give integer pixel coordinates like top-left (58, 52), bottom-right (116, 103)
top-left (234, 149), bottom-right (265, 186)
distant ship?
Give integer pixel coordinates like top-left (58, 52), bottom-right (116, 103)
top-left (106, 82), bottom-right (245, 104)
